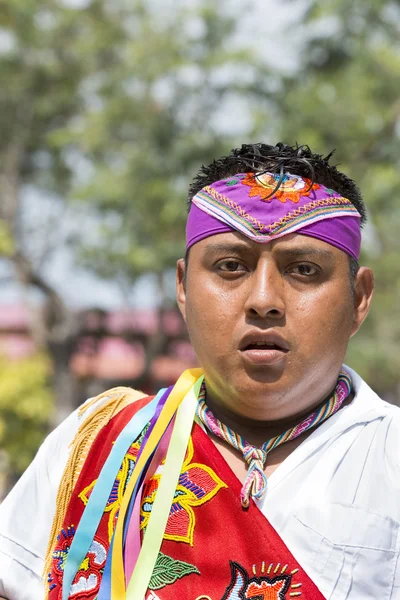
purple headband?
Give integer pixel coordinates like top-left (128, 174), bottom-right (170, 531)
top-left (186, 172), bottom-right (361, 260)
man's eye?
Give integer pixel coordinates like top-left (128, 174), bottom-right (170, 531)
top-left (289, 263), bottom-right (319, 276)
top-left (218, 260), bottom-right (246, 272)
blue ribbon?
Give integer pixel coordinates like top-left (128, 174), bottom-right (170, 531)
top-left (97, 529), bottom-right (114, 600)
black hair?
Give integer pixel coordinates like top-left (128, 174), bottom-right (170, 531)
top-left (186, 142), bottom-right (365, 287)
top-left (187, 142), bottom-right (366, 225)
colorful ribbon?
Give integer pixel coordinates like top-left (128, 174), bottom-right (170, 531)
top-left (126, 374), bottom-right (203, 599)
top-left (110, 368), bottom-right (203, 599)
top-left (123, 418), bottom-right (175, 584)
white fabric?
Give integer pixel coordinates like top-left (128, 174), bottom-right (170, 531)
top-left (0, 368), bottom-right (399, 599)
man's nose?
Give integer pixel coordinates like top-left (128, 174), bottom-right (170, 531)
top-left (243, 265), bottom-right (285, 320)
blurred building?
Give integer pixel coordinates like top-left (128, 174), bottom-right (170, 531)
top-left (0, 304), bottom-right (198, 406)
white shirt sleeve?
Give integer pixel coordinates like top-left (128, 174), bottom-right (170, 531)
top-left (0, 406), bottom-right (85, 600)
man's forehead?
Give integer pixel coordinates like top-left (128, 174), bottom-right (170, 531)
top-left (197, 231), bottom-right (339, 259)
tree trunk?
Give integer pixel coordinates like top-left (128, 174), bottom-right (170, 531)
top-left (49, 339), bottom-right (82, 425)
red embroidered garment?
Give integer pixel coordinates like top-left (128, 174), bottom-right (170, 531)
top-left (47, 397), bottom-right (326, 600)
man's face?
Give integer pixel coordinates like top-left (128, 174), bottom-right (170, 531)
top-left (176, 231), bottom-right (373, 422)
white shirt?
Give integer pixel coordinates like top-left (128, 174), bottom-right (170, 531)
top-left (0, 367), bottom-right (399, 600)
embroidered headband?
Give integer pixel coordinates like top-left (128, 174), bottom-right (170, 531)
top-left (186, 172), bottom-right (362, 260)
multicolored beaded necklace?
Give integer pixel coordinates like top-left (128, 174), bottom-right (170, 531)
top-left (196, 369), bottom-right (352, 507)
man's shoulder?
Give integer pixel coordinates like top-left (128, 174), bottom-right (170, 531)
top-left (78, 385), bottom-right (148, 421)
top-left (68, 385), bottom-right (150, 473)
top-left (347, 366), bottom-right (400, 419)
top-left (0, 385), bottom-right (151, 596)
top-left (348, 367), bottom-right (400, 473)
top-left (38, 385), bottom-right (149, 467)
top-left (344, 366), bottom-right (399, 447)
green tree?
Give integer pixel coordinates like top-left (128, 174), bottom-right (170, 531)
top-left (0, 353), bottom-right (52, 495)
top-left (275, 0), bottom-right (400, 401)
top-left (0, 0), bottom-right (270, 447)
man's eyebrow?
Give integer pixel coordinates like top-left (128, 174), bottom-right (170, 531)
top-left (203, 243), bottom-right (252, 256)
top-left (276, 247), bottom-right (335, 259)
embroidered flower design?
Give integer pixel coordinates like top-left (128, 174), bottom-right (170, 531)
top-left (141, 436), bottom-right (227, 546)
top-left (50, 532), bottom-right (106, 599)
top-left (79, 440), bottom-right (141, 542)
top-left (69, 539), bottom-right (107, 598)
top-left (241, 172), bottom-right (320, 204)
top-left (221, 562), bottom-right (302, 600)
top-left (79, 433), bottom-right (226, 548)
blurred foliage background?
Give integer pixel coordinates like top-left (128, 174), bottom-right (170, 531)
top-left (0, 0), bottom-right (399, 495)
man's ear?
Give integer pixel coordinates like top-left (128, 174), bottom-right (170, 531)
top-left (351, 266), bottom-right (374, 337)
top-left (176, 258), bottom-right (187, 322)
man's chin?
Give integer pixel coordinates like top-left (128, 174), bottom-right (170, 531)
top-left (241, 360), bottom-right (286, 384)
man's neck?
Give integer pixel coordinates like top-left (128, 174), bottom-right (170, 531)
top-left (204, 388), bottom-right (353, 447)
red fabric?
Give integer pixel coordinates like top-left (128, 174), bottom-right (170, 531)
top-left (47, 397), bottom-right (325, 600)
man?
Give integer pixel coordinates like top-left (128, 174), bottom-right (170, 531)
top-left (0, 142), bottom-right (399, 600)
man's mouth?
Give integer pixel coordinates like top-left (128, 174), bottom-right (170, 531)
top-left (243, 341), bottom-right (285, 351)
top-left (239, 332), bottom-right (289, 366)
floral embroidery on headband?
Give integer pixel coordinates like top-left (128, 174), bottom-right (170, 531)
top-left (241, 172), bottom-right (321, 204)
